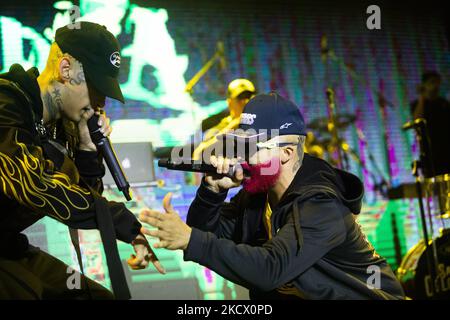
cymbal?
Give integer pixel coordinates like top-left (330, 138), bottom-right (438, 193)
top-left (439, 212), bottom-right (450, 219)
top-left (308, 114), bottom-right (356, 132)
top-left (306, 133), bottom-right (347, 149)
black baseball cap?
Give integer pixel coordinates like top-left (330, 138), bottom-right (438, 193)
top-left (55, 22), bottom-right (124, 103)
top-left (233, 92), bottom-right (306, 140)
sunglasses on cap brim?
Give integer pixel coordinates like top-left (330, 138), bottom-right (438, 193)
top-left (218, 132), bottom-right (295, 160)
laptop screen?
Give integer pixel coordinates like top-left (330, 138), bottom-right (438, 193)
top-left (102, 142), bottom-right (155, 186)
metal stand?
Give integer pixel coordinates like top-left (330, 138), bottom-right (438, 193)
top-left (321, 35), bottom-right (392, 186)
top-left (325, 88), bottom-right (345, 169)
top-left (412, 160), bottom-right (436, 283)
top-left (410, 119), bottom-right (440, 295)
top-left (183, 41), bottom-right (226, 129)
top-left (184, 41), bottom-right (225, 95)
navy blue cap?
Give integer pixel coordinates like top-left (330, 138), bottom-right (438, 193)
top-left (237, 92), bottom-right (306, 138)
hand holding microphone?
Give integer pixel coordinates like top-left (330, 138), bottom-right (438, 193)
top-left (87, 113), bottom-right (132, 201)
top-left (204, 156), bottom-right (245, 193)
top-left (158, 155), bottom-right (246, 194)
top-left (78, 108), bottom-right (112, 152)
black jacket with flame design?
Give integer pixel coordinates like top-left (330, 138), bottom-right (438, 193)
top-left (0, 64), bottom-right (141, 259)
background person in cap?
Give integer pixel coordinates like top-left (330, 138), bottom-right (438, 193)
top-left (192, 78), bottom-right (256, 160)
top-left (140, 93), bottom-right (405, 300)
top-left (0, 22), bottom-right (163, 299)
top-left (410, 70), bottom-right (450, 177)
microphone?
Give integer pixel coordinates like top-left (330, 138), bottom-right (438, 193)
top-left (158, 158), bottom-right (247, 178)
top-left (402, 118), bottom-right (427, 131)
top-left (87, 114), bottom-right (132, 201)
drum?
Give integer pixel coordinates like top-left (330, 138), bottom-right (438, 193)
top-left (397, 230), bottom-right (450, 299)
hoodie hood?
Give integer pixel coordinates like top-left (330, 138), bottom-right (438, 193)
top-left (0, 64), bottom-right (43, 119)
top-left (241, 153), bottom-right (365, 257)
top-left (279, 153), bottom-right (364, 215)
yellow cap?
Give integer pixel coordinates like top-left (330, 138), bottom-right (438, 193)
top-left (227, 79), bottom-right (256, 99)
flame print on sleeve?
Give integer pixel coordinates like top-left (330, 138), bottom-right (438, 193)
top-left (0, 130), bottom-right (91, 221)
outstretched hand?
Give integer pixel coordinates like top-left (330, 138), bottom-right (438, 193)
top-left (139, 193), bottom-right (192, 250)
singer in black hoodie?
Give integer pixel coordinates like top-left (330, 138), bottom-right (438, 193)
top-left (0, 22), bottom-right (163, 300)
top-left (140, 93), bottom-right (405, 300)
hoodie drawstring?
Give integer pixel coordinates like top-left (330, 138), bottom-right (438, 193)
top-left (292, 200), bottom-right (303, 255)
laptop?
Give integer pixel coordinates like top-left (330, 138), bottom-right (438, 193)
top-left (102, 142), bottom-right (156, 187)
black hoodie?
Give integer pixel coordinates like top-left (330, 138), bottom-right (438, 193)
top-left (184, 153), bottom-right (406, 299)
top-left (0, 64), bottom-right (141, 258)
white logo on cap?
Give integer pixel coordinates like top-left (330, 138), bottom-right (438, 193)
top-left (110, 51), bottom-right (121, 68)
top-left (280, 122), bottom-right (292, 130)
top-left (240, 113), bottom-right (256, 125)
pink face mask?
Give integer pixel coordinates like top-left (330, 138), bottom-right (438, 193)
top-left (241, 157), bottom-right (281, 194)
